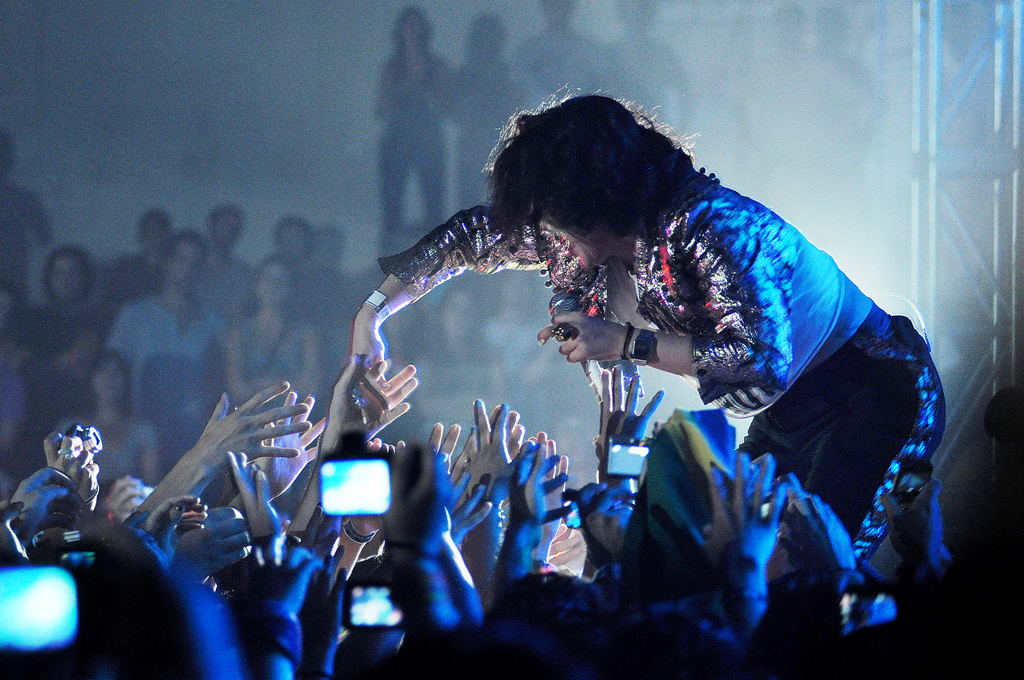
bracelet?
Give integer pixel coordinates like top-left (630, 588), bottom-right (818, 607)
top-left (362, 290), bottom-right (388, 312)
top-left (621, 323), bottom-right (635, 360)
top-left (343, 519), bottom-right (377, 544)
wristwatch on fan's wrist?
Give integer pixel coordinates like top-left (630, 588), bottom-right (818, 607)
top-left (628, 329), bottom-right (657, 366)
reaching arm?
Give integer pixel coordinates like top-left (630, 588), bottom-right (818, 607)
top-left (350, 207), bottom-right (557, 363)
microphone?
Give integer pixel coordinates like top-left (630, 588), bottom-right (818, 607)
top-left (548, 292), bottom-right (603, 401)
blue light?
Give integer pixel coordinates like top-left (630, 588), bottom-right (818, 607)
top-left (0, 567), bottom-right (79, 651)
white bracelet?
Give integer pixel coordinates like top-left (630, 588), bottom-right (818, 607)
top-left (362, 290), bottom-right (388, 312)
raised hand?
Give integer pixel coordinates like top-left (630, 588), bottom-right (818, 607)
top-left (450, 400), bottom-right (516, 504)
top-left (384, 442), bottom-right (451, 557)
top-left (10, 467), bottom-right (83, 540)
top-left (250, 533), bottom-right (322, 616)
top-left (107, 476), bottom-right (153, 523)
top-left (506, 443), bottom-right (560, 529)
top-left (576, 482), bottom-right (634, 569)
top-left (0, 501), bottom-right (29, 564)
top-left (880, 478), bottom-right (951, 579)
top-left (320, 360), bottom-right (417, 458)
top-left (448, 479), bottom-right (492, 547)
top-left (253, 392), bottom-right (325, 499)
top-left (595, 366), bottom-right (664, 482)
top-left (547, 524), bottom-right (588, 575)
top-left (47, 431), bottom-right (100, 510)
top-left (362, 360), bottom-right (419, 438)
top-left (429, 422), bottom-right (462, 469)
top-left (299, 553), bottom-right (345, 680)
top-left (228, 451), bottom-right (282, 539)
top-left (704, 453), bottom-right (788, 577)
top-left (782, 473), bottom-right (857, 571)
top-left (532, 434), bottom-right (570, 562)
top-left (173, 506), bottom-right (252, 578)
top-left (195, 383), bottom-right (312, 468)
top-left (127, 495), bottom-right (205, 558)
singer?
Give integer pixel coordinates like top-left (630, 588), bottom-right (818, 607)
top-left (349, 95), bottom-right (944, 555)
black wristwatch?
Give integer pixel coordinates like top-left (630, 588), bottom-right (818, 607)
top-left (629, 329), bottom-right (657, 365)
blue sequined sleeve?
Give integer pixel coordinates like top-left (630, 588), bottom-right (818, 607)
top-left (671, 188), bottom-right (797, 404)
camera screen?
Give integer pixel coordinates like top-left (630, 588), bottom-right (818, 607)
top-left (321, 459), bottom-right (391, 516)
top-left (348, 585), bottom-right (403, 627)
top-left (0, 567), bottom-right (78, 651)
top-left (840, 591), bottom-right (897, 636)
top-left (894, 471), bottom-right (929, 495)
top-left (607, 444), bottom-right (649, 478)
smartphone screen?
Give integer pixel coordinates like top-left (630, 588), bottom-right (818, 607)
top-left (840, 591), bottom-right (897, 636)
top-left (0, 567), bottom-right (78, 651)
top-left (894, 470), bottom-right (929, 495)
top-left (321, 459), bottom-right (391, 515)
top-left (607, 442), bottom-right (650, 478)
top-left (346, 584), bottom-right (403, 628)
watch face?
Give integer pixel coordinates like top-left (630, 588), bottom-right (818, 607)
top-left (632, 330), bottom-right (655, 363)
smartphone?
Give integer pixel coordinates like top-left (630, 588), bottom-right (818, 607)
top-left (892, 460), bottom-right (932, 510)
top-left (840, 590), bottom-right (897, 636)
top-left (344, 583), bottom-right (404, 628)
top-left (0, 566), bottom-right (78, 651)
top-left (607, 437), bottom-right (650, 478)
top-left (321, 459), bottom-right (391, 516)
top-left (561, 488), bottom-right (582, 529)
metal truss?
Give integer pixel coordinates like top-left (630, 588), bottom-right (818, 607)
top-left (911, 0), bottom-right (1022, 471)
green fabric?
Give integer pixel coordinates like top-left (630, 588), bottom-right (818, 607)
top-left (621, 409), bottom-right (732, 604)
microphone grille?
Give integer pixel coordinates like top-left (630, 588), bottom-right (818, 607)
top-left (549, 292), bottom-right (582, 315)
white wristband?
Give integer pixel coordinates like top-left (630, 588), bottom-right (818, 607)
top-left (363, 290), bottom-right (388, 312)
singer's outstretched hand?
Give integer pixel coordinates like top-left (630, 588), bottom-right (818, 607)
top-left (539, 312), bottom-right (630, 363)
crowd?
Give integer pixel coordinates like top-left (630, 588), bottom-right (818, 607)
top-left (0, 350), bottom-right (1016, 679)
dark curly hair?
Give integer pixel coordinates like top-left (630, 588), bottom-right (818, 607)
top-left (488, 95), bottom-right (693, 237)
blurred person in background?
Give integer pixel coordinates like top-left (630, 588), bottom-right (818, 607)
top-left (224, 256), bottom-right (321, 405)
top-left (376, 4), bottom-right (452, 255)
top-left (103, 207), bottom-right (173, 309)
top-left (0, 279), bottom-right (28, 492)
top-left (58, 349), bottom-right (160, 486)
top-left (198, 203), bottom-right (252, 322)
top-left (0, 127), bottom-right (51, 297)
top-left (106, 230), bottom-right (224, 473)
top-left (612, 0), bottom-right (690, 131)
top-left (452, 13), bottom-right (520, 208)
top-left (18, 246), bottom-right (108, 477)
top-left (515, 0), bottom-right (620, 108)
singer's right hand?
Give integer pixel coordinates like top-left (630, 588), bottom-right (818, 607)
top-left (540, 312), bottom-right (629, 363)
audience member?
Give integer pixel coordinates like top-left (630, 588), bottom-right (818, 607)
top-left (611, 0), bottom-right (690, 128)
top-left (17, 246), bottom-right (106, 481)
top-left (106, 230), bottom-right (224, 473)
top-left (0, 281), bottom-right (28, 487)
top-left (0, 128), bottom-right (51, 297)
top-left (514, 0), bottom-right (620, 108)
top-left (224, 256), bottom-right (322, 404)
top-left (198, 203), bottom-right (252, 321)
top-left (24, 245), bottom-right (106, 358)
top-left (103, 208), bottom-right (172, 309)
top-left (57, 349), bottom-right (160, 485)
top-left (451, 13), bottom-right (520, 207)
top-left (376, 4), bottom-right (452, 255)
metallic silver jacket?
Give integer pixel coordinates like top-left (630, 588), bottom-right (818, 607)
top-left (379, 168), bottom-right (799, 415)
